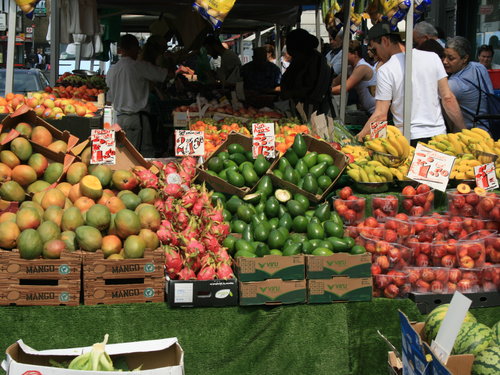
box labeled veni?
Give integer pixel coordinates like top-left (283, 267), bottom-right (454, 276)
top-left (167, 279), bottom-right (238, 307)
top-left (239, 279), bottom-right (306, 306)
top-left (235, 254), bottom-right (305, 282)
top-left (306, 253), bottom-right (371, 279)
top-left (307, 277), bottom-right (372, 303)
top-left (2, 337), bottom-right (184, 375)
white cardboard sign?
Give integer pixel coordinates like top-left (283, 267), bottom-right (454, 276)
top-left (252, 122), bottom-right (275, 159)
top-left (175, 130), bottom-right (205, 157)
top-left (474, 162), bottom-right (498, 190)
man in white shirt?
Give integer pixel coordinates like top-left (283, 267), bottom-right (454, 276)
top-left (106, 34), bottom-right (169, 157)
top-left (358, 22), bottom-right (465, 145)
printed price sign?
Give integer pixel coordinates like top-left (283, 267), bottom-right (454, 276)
top-left (407, 143), bottom-right (456, 192)
top-left (474, 162), bottom-right (498, 190)
top-left (91, 129), bottom-right (116, 165)
top-left (175, 130), bottom-right (204, 157)
top-left (252, 122), bottom-right (275, 159)
top-left (370, 121), bottom-right (387, 139)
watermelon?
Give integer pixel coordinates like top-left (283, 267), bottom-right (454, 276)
top-left (452, 322), bottom-right (492, 355)
top-left (472, 346), bottom-right (500, 375)
top-left (492, 321), bottom-right (500, 346)
top-left (424, 304), bottom-right (477, 342)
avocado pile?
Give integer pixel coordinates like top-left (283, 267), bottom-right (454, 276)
top-left (272, 134), bottom-right (341, 196)
top-left (213, 175), bottom-right (366, 258)
top-left (206, 143), bottom-right (271, 189)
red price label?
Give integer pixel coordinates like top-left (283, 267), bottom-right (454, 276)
top-left (252, 122), bottom-right (275, 159)
top-left (175, 130), bottom-right (204, 157)
top-left (90, 129), bottom-right (116, 165)
top-left (474, 163), bottom-right (498, 190)
top-left (407, 143), bottom-right (456, 192)
top-left (369, 121), bottom-right (388, 139)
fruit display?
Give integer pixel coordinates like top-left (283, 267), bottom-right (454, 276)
top-left (364, 125), bottom-right (411, 165)
top-left (424, 128), bottom-right (499, 156)
top-left (218, 176), bottom-right (365, 258)
top-left (271, 134), bottom-right (343, 198)
top-left (472, 345), bottom-right (500, 375)
top-left (205, 142), bottom-right (271, 190)
top-left (50, 72), bottom-right (107, 101)
top-left (400, 183), bottom-right (434, 217)
top-left (0, 93), bottom-right (98, 118)
top-left (333, 187), bottom-right (366, 225)
top-left (346, 160), bottom-right (394, 183)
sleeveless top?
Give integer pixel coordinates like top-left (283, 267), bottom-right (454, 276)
top-left (354, 58), bottom-right (377, 114)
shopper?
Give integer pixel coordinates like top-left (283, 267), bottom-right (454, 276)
top-left (325, 30), bottom-right (344, 77)
top-left (413, 21), bottom-right (444, 48)
top-left (477, 44), bottom-right (500, 70)
top-left (241, 47), bottom-right (281, 92)
top-left (358, 22), bottom-right (465, 145)
top-left (280, 29), bottom-right (333, 119)
top-left (203, 35), bottom-right (242, 87)
top-left (331, 40), bottom-right (377, 114)
top-left (443, 37), bottom-right (494, 132)
top-left (106, 34), bottom-right (169, 158)
top-left (263, 44), bottom-right (277, 65)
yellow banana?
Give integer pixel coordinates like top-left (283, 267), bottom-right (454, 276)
top-left (386, 134), bottom-right (404, 157)
top-left (381, 140), bottom-right (398, 157)
top-left (469, 128), bottom-right (491, 139)
top-left (375, 165), bottom-right (393, 182)
top-left (447, 133), bottom-right (463, 154)
top-left (365, 139), bottom-right (386, 153)
top-left (347, 169), bottom-right (361, 182)
top-left (367, 160), bottom-right (384, 167)
top-left (359, 167), bottom-right (370, 182)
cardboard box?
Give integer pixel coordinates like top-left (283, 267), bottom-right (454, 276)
top-left (167, 279), bottom-right (238, 307)
top-left (197, 132), bottom-right (276, 198)
top-left (306, 253), bottom-right (371, 279)
top-left (268, 134), bottom-right (348, 203)
top-left (239, 279), bottom-right (306, 306)
top-left (70, 130), bottom-right (152, 171)
top-left (1, 105), bottom-right (79, 153)
top-left (409, 291), bottom-right (500, 314)
top-left (2, 337), bottom-right (184, 375)
top-left (307, 277), bottom-right (372, 303)
top-left (235, 254), bottom-right (305, 282)
top-left (173, 111), bottom-right (200, 128)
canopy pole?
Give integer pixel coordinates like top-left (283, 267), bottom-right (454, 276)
top-left (315, 5), bottom-right (321, 52)
top-left (275, 24), bottom-right (281, 69)
top-left (75, 43), bottom-right (82, 70)
top-left (49, 0), bottom-right (60, 86)
top-left (339, 2), bottom-right (351, 124)
top-left (255, 31), bottom-right (261, 47)
top-left (403, 1), bottom-right (414, 140)
top-left (5, 0), bottom-right (17, 95)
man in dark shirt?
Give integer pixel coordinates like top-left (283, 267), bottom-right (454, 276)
top-left (241, 47), bottom-right (281, 92)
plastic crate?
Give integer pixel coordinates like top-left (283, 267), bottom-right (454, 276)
top-left (489, 69), bottom-right (500, 89)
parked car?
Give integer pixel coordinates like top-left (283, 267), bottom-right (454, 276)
top-left (0, 68), bottom-right (50, 96)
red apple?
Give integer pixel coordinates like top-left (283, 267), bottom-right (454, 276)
top-left (339, 187), bottom-right (353, 200)
top-left (402, 185), bottom-right (416, 198)
top-left (421, 268), bottom-right (436, 282)
top-left (383, 284), bottom-right (400, 298)
top-left (416, 279), bottom-right (431, 293)
top-left (459, 255), bottom-right (475, 268)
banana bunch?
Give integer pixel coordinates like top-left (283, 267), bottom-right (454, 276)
top-left (347, 160), bottom-right (393, 183)
top-left (496, 158), bottom-right (500, 179)
top-left (426, 128), bottom-right (498, 156)
top-left (364, 125), bottom-right (410, 164)
top-left (341, 145), bottom-right (371, 162)
top-left (450, 155), bottom-right (481, 180)
top-left (68, 334), bottom-right (115, 371)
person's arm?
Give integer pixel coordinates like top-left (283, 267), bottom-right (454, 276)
top-left (357, 100), bottom-right (391, 140)
top-left (332, 65), bottom-right (370, 95)
top-left (438, 77), bottom-right (466, 132)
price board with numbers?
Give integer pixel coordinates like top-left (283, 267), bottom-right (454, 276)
top-left (407, 143), bottom-right (456, 192)
top-left (474, 162), bottom-right (499, 190)
top-left (91, 129), bottom-right (116, 165)
top-left (369, 121), bottom-right (388, 139)
top-left (175, 130), bottom-right (204, 157)
top-left (252, 122), bottom-right (275, 159)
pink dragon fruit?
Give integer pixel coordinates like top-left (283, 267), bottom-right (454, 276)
top-left (175, 206), bottom-right (190, 230)
top-left (184, 238), bottom-right (205, 256)
top-left (163, 162), bottom-right (179, 175)
top-left (191, 199), bottom-right (206, 216)
top-left (217, 263), bottom-right (235, 280)
top-left (163, 183), bottom-right (183, 198)
top-left (181, 188), bottom-right (199, 209)
top-left (203, 233), bottom-right (222, 253)
top-left (187, 256), bottom-right (202, 273)
top-left (215, 248), bottom-right (231, 263)
top-left (181, 216), bottom-right (200, 240)
top-left (210, 222), bottom-right (230, 239)
top-left (178, 267), bottom-right (197, 280)
top-left (197, 265), bottom-right (216, 280)
top-left (165, 248), bottom-right (183, 278)
top-left (133, 168), bottom-right (159, 189)
top-left (157, 227), bottom-right (179, 246)
top-left (203, 207), bottom-right (224, 223)
top-left (200, 252), bottom-right (215, 268)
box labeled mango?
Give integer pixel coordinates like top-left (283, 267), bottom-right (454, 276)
top-left (235, 254), bottom-right (305, 282)
top-left (307, 277), bottom-right (372, 303)
top-left (239, 279), bottom-right (306, 306)
top-left (306, 253), bottom-right (372, 279)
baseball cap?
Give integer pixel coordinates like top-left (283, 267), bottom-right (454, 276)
top-left (367, 22), bottom-right (399, 41)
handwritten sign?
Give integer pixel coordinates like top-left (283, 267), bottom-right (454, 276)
top-left (175, 130), bottom-right (204, 157)
top-left (91, 129), bottom-right (116, 165)
top-left (474, 163), bottom-right (498, 190)
top-left (370, 121), bottom-right (387, 139)
top-left (252, 122), bottom-right (275, 159)
top-left (407, 143), bottom-right (456, 192)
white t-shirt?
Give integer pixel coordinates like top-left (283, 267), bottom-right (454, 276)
top-left (106, 56), bottom-right (168, 114)
top-left (375, 49), bottom-right (447, 140)
top-left (354, 58), bottom-right (377, 114)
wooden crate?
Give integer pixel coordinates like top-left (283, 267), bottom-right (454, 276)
top-left (82, 248), bottom-right (165, 305)
top-left (0, 250), bottom-right (82, 306)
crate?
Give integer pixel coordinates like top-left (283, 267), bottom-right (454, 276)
top-left (82, 248), bottom-right (165, 305)
top-left (488, 69), bottom-right (500, 89)
top-left (0, 249), bottom-right (82, 306)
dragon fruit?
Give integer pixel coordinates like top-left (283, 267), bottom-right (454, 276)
top-left (178, 267), bottom-right (197, 280)
top-left (217, 263), bottom-right (234, 280)
top-left (164, 162), bottom-right (178, 175)
top-left (181, 188), bottom-right (199, 209)
top-left (210, 222), bottom-right (230, 239)
top-left (165, 248), bottom-right (183, 278)
top-left (203, 233), bottom-right (222, 253)
top-left (197, 265), bottom-right (216, 280)
top-left (163, 183), bottom-right (183, 198)
top-left (133, 167), bottom-right (159, 189)
top-left (184, 238), bottom-right (205, 256)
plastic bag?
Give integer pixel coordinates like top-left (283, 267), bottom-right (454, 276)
top-left (16, 0), bottom-right (39, 19)
top-left (193, 0), bottom-right (236, 30)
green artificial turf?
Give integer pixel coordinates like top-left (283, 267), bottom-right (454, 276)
top-left (0, 301), bottom-right (497, 375)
